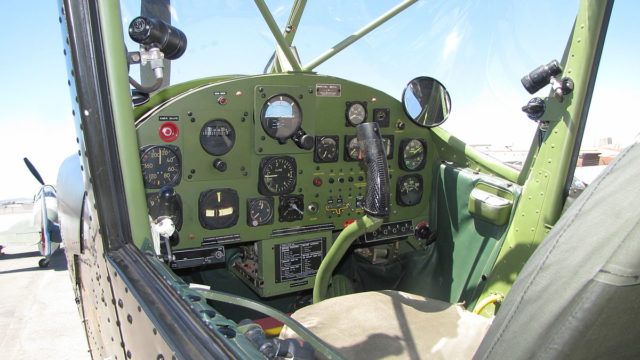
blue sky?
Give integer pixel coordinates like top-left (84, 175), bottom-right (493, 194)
top-left (0, 0), bottom-right (638, 200)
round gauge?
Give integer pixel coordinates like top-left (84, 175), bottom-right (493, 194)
top-left (146, 192), bottom-right (183, 230)
top-left (315, 136), bottom-right (339, 163)
top-left (397, 174), bottom-right (423, 206)
top-left (279, 195), bottom-right (305, 222)
top-left (346, 136), bottom-right (360, 161)
top-left (198, 188), bottom-right (239, 229)
top-left (140, 145), bottom-right (181, 189)
top-left (346, 102), bottom-right (367, 126)
top-left (247, 197), bottom-right (274, 227)
top-left (259, 156), bottom-right (297, 195)
top-left (261, 94), bottom-right (302, 141)
top-left (200, 119), bottom-right (236, 156)
top-left (399, 138), bottom-right (426, 171)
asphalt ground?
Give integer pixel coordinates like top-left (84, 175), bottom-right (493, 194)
top-left (0, 245), bottom-right (91, 359)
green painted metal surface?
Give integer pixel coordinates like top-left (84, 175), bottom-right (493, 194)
top-left (477, 0), bottom-right (613, 315)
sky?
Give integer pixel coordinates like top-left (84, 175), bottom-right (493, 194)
top-left (0, 0), bottom-right (638, 201)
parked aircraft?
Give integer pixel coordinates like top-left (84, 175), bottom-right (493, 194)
top-left (56, 0), bottom-right (638, 359)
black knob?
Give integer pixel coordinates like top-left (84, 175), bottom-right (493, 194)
top-left (158, 186), bottom-right (177, 217)
top-left (415, 224), bottom-right (432, 240)
top-left (213, 159), bottom-right (227, 172)
top-left (292, 130), bottom-right (314, 150)
top-left (522, 97), bottom-right (546, 121)
top-left (396, 121), bottom-right (406, 130)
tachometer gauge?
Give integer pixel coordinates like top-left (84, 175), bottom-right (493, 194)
top-left (140, 145), bottom-right (181, 189)
top-left (261, 94), bottom-right (302, 142)
top-left (345, 101), bottom-right (367, 126)
top-left (397, 174), bottom-right (423, 206)
top-left (198, 188), bottom-right (239, 229)
top-left (314, 136), bottom-right (339, 163)
top-left (247, 197), bottom-right (274, 227)
top-left (399, 138), bottom-right (426, 171)
top-left (200, 119), bottom-right (235, 155)
top-left (259, 156), bottom-right (297, 196)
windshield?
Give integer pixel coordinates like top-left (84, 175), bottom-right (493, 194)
top-left (120, 1), bottom-right (635, 157)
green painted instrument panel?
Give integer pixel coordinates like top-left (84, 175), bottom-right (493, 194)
top-left (135, 73), bottom-right (435, 295)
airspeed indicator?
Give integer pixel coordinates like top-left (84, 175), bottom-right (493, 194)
top-left (140, 145), bottom-right (181, 189)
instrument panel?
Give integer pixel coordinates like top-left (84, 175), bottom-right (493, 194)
top-left (135, 74), bottom-right (435, 296)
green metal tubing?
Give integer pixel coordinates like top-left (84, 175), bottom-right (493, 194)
top-left (97, 1), bottom-right (153, 246)
top-left (302, 0), bottom-right (418, 71)
top-left (313, 215), bottom-right (383, 303)
top-left (254, 0), bottom-right (303, 72)
top-left (477, 0), bottom-right (613, 315)
top-left (431, 127), bottom-right (520, 183)
top-left (269, 0), bottom-right (307, 73)
top-left (197, 289), bottom-right (347, 360)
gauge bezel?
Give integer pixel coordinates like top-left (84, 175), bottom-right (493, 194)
top-left (396, 174), bottom-right (424, 207)
top-left (278, 194), bottom-right (305, 222)
top-left (314, 136), bottom-right (339, 163)
top-left (247, 197), bottom-right (274, 227)
top-left (140, 145), bottom-right (182, 189)
top-left (199, 119), bottom-right (236, 156)
top-left (399, 138), bottom-right (427, 171)
top-left (146, 191), bottom-right (183, 231)
top-left (198, 188), bottom-right (239, 230)
top-left (373, 108), bottom-right (390, 127)
top-left (260, 94), bottom-right (303, 142)
top-left (258, 156), bottom-right (298, 196)
top-left (345, 101), bottom-right (368, 126)
top-left (344, 135), bottom-right (360, 162)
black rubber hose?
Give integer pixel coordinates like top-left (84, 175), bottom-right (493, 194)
top-left (129, 75), bottom-right (163, 93)
top-left (356, 123), bottom-right (390, 217)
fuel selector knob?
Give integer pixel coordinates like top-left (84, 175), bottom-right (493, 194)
top-left (415, 223), bottom-right (432, 241)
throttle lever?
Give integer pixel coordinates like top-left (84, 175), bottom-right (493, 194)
top-left (356, 123), bottom-right (390, 217)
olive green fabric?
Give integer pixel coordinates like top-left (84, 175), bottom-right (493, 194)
top-left (281, 290), bottom-right (492, 360)
top-left (420, 164), bottom-right (520, 305)
top-left (474, 140), bottom-right (640, 359)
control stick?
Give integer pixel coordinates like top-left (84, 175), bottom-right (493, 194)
top-left (313, 123), bottom-right (390, 303)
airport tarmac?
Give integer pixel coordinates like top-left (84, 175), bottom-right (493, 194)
top-left (0, 245), bottom-right (91, 359)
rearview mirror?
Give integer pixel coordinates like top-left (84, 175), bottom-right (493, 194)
top-left (402, 77), bottom-right (451, 128)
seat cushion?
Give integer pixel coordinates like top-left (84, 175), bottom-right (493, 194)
top-left (280, 290), bottom-right (492, 359)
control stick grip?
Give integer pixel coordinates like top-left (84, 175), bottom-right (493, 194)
top-left (356, 123), bottom-right (390, 217)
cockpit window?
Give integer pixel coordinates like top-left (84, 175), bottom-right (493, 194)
top-left (121, 0), bottom-right (579, 164)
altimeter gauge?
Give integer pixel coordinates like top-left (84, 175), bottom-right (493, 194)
top-left (258, 156), bottom-right (297, 196)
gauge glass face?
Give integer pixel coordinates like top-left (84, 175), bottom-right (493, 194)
top-left (401, 139), bottom-right (426, 171)
top-left (200, 119), bottom-right (235, 155)
top-left (382, 135), bottom-right (394, 159)
top-left (279, 194), bottom-right (305, 222)
top-left (346, 136), bottom-right (360, 161)
top-left (140, 145), bottom-right (181, 188)
top-left (146, 192), bottom-right (183, 230)
top-left (346, 102), bottom-right (366, 126)
top-left (198, 188), bottom-right (239, 229)
top-left (259, 156), bottom-right (297, 195)
top-left (261, 94), bottom-right (302, 141)
top-left (315, 136), bottom-right (338, 163)
top-left (397, 174), bottom-right (423, 206)
top-left (247, 197), bottom-right (274, 227)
